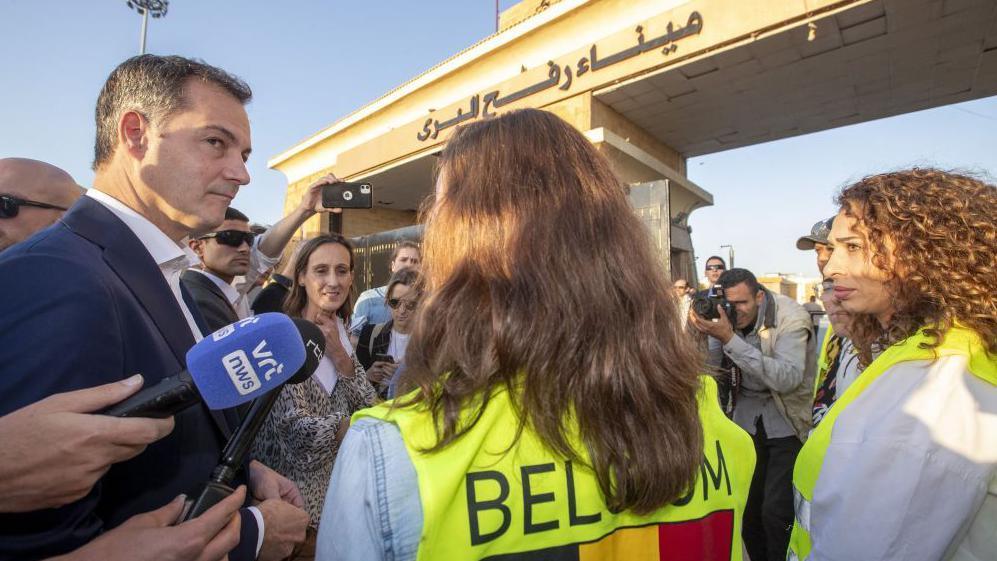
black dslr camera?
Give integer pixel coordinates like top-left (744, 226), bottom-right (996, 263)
top-left (692, 284), bottom-right (736, 324)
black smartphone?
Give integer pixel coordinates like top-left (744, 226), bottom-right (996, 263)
top-left (373, 353), bottom-right (395, 364)
top-left (321, 181), bottom-right (373, 209)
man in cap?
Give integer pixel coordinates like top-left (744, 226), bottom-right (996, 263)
top-left (795, 217), bottom-right (834, 273)
top-left (796, 216), bottom-right (862, 428)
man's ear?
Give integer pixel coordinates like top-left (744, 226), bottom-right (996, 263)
top-left (119, 111), bottom-right (149, 161)
top-left (755, 289), bottom-right (765, 305)
top-left (188, 238), bottom-right (204, 258)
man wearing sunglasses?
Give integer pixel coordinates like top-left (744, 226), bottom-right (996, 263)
top-left (703, 255), bottom-right (727, 285)
top-left (0, 158), bottom-right (82, 252)
top-left (691, 255), bottom-right (727, 303)
top-left (182, 207), bottom-right (264, 332)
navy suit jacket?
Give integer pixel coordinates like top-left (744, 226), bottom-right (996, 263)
top-left (0, 197), bottom-right (258, 560)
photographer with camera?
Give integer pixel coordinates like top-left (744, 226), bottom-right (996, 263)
top-left (688, 267), bottom-right (815, 561)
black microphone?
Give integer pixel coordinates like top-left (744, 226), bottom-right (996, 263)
top-left (182, 318), bottom-right (325, 521)
top-left (104, 313), bottom-right (307, 417)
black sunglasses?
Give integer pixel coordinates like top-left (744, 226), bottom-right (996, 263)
top-left (0, 194), bottom-right (69, 219)
top-left (199, 230), bottom-right (256, 248)
top-left (387, 298), bottom-right (417, 311)
top-left (705, 264), bottom-right (726, 271)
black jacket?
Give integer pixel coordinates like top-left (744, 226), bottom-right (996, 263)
top-left (251, 273), bottom-right (292, 315)
top-left (356, 319), bottom-right (393, 371)
top-left (180, 269), bottom-right (239, 334)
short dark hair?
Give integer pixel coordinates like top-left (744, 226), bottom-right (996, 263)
top-left (93, 55), bottom-right (252, 170)
top-left (224, 207), bottom-right (249, 223)
top-left (390, 240), bottom-right (420, 262)
top-left (719, 268), bottom-right (762, 294)
top-left (386, 267), bottom-right (420, 300)
top-left (705, 255), bottom-right (726, 268)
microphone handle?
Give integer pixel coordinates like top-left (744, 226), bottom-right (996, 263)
top-left (181, 480), bottom-right (236, 522)
top-left (103, 372), bottom-right (199, 418)
top-left (182, 388), bottom-right (283, 521)
top-left (216, 388), bottom-right (282, 480)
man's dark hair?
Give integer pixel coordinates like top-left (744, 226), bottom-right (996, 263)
top-left (93, 55), bottom-right (253, 170)
top-left (705, 255), bottom-right (726, 268)
top-left (719, 268), bottom-right (762, 294)
top-left (224, 207), bottom-right (249, 223)
top-left (390, 240), bottom-right (420, 262)
top-left (387, 267), bottom-right (420, 300)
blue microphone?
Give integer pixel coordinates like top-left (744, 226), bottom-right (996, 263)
top-left (181, 318), bottom-right (325, 521)
top-left (104, 313), bottom-right (306, 417)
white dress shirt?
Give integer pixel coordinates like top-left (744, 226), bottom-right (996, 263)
top-left (85, 189), bottom-right (203, 340)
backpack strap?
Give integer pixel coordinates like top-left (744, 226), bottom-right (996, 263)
top-left (368, 322), bottom-right (387, 357)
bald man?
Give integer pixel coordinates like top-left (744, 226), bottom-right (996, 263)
top-left (0, 158), bottom-right (82, 252)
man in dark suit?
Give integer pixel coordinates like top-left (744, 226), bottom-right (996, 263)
top-left (0, 55), bottom-right (313, 560)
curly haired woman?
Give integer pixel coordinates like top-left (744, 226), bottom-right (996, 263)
top-left (788, 169), bottom-right (996, 561)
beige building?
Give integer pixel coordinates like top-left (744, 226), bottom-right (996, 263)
top-left (270, 0), bottom-right (997, 281)
top-left (759, 275), bottom-right (798, 300)
top-left (759, 274), bottom-right (823, 303)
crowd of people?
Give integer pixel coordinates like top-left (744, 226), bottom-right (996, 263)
top-left (0, 53), bottom-right (994, 561)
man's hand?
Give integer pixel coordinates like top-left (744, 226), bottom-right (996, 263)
top-left (298, 173), bottom-right (343, 215)
top-left (0, 375), bottom-right (175, 512)
top-left (256, 499), bottom-right (310, 561)
top-left (366, 361), bottom-right (398, 385)
top-left (688, 305), bottom-right (735, 344)
top-left (248, 460), bottom-right (304, 508)
top-left (258, 174), bottom-right (344, 259)
top-left (50, 486), bottom-right (246, 561)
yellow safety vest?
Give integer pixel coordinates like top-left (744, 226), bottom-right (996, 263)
top-left (356, 376), bottom-right (756, 561)
top-left (813, 325), bottom-right (835, 399)
top-left (787, 326), bottom-right (997, 560)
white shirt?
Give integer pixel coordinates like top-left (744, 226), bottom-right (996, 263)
top-left (85, 188), bottom-right (266, 554)
top-left (809, 354), bottom-right (997, 560)
top-left (85, 189), bottom-right (202, 340)
top-left (387, 330), bottom-right (410, 364)
top-left (313, 316), bottom-right (353, 395)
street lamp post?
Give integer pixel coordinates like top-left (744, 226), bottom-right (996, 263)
top-left (125, 1), bottom-right (169, 55)
top-left (720, 244), bottom-right (734, 269)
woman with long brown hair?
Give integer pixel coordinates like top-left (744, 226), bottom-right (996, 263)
top-left (252, 234), bottom-right (377, 527)
top-left (316, 109), bottom-right (755, 561)
top-left (788, 169), bottom-right (996, 561)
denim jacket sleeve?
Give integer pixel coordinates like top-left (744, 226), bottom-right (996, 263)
top-left (349, 293), bottom-right (374, 336)
top-left (316, 417), bottom-right (423, 561)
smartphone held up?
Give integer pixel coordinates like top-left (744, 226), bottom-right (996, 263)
top-left (322, 181), bottom-right (373, 209)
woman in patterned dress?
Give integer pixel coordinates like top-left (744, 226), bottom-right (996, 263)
top-left (252, 234), bottom-right (378, 526)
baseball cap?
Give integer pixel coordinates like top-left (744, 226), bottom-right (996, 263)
top-left (796, 217), bottom-right (834, 250)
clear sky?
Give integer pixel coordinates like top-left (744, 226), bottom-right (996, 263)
top-left (3, 1), bottom-right (996, 284)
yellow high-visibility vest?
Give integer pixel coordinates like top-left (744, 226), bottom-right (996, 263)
top-left (356, 376), bottom-right (756, 561)
top-left (788, 326), bottom-right (996, 560)
top-left (813, 325), bottom-right (835, 399)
